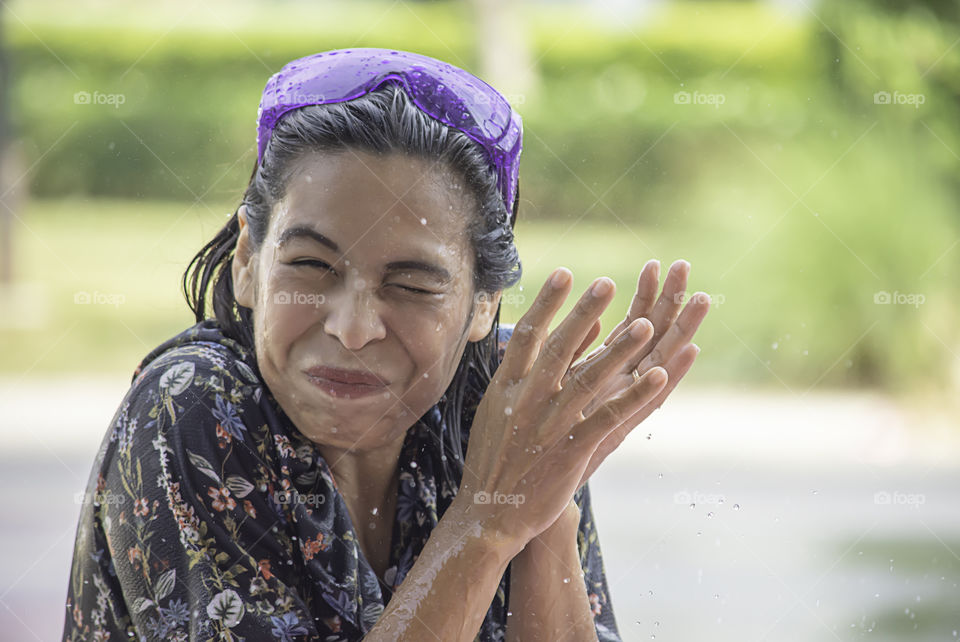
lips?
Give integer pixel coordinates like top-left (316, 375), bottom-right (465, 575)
top-left (303, 366), bottom-right (387, 387)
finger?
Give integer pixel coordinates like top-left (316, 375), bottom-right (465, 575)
top-left (574, 365), bottom-right (668, 447)
top-left (644, 259), bottom-right (690, 350)
top-left (629, 342), bottom-right (699, 422)
top-left (560, 317), bottom-right (627, 388)
top-left (498, 267), bottom-right (573, 381)
top-left (603, 258), bottom-right (660, 347)
top-left (571, 319), bottom-right (602, 365)
top-left (557, 317), bottom-right (654, 410)
top-left (634, 292), bottom-right (710, 373)
top-left (530, 276), bottom-right (617, 388)
top-left (577, 342), bottom-right (700, 486)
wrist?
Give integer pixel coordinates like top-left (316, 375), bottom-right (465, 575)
top-left (444, 494), bottom-right (529, 561)
top-left (518, 499), bottom-right (581, 559)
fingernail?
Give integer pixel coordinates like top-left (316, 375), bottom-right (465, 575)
top-left (551, 268), bottom-right (570, 288)
top-left (591, 278), bottom-right (612, 297)
top-left (692, 343), bottom-right (701, 355)
top-left (629, 319), bottom-right (649, 339)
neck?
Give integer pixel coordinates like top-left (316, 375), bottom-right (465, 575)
top-left (317, 435), bottom-right (405, 522)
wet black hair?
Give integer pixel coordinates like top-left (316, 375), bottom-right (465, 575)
top-left (183, 81), bottom-right (522, 480)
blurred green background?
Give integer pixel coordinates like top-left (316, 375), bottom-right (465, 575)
top-left (2, 0), bottom-right (959, 395)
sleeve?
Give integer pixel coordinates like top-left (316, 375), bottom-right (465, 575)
top-left (63, 346), bottom-right (320, 641)
top-left (574, 482), bottom-right (622, 642)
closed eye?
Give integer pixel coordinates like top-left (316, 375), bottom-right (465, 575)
top-left (290, 260), bottom-right (437, 295)
top-left (394, 285), bottom-right (437, 295)
top-left (290, 259), bottom-right (335, 272)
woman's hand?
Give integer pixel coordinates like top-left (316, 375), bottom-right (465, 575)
top-left (452, 267), bottom-right (669, 548)
top-left (561, 259), bottom-right (710, 488)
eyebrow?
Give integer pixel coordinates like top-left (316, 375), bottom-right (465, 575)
top-left (276, 225), bottom-right (453, 283)
top-left (277, 225), bottom-right (339, 252)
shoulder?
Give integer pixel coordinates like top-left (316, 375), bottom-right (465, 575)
top-left (117, 320), bottom-right (269, 457)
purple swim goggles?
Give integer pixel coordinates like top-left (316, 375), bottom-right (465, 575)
top-left (256, 48), bottom-right (524, 221)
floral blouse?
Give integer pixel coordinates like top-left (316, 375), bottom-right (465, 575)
top-left (63, 318), bottom-right (623, 641)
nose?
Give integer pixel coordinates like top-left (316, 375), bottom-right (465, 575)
top-left (322, 280), bottom-right (387, 351)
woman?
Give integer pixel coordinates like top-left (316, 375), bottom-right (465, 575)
top-left (63, 48), bottom-right (709, 641)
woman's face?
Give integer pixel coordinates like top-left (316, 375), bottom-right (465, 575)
top-left (232, 150), bottom-right (501, 452)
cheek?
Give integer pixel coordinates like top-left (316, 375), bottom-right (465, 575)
top-left (255, 271), bottom-right (319, 364)
top-left (397, 310), bottom-right (471, 392)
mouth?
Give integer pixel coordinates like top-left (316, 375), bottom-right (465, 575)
top-left (303, 366), bottom-right (389, 399)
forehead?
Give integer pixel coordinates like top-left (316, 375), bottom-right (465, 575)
top-left (271, 150), bottom-right (474, 258)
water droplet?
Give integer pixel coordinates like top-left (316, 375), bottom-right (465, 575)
top-left (733, 504), bottom-right (740, 511)
top-left (707, 511), bottom-right (714, 518)
top-left (420, 217), bottom-right (427, 225)
top-left (689, 503), bottom-right (695, 509)
top-left (562, 577), bottom-right (570, 584)
top-left (371, 507), bottom-right (378, 515)
top-left (504, 407), bottom-right (513, 416)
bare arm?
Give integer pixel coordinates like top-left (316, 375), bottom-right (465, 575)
top-left (364, 499), bottom-right (523, 641)
top-left (506, 500), bottom-right (598, 642)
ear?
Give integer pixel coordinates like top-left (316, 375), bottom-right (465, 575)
top-left (466, 290), bottom-right (502, 342)
top-left (231, 205), bottom-right (258, 309)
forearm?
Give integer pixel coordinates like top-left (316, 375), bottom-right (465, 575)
top-left (365, 500), bottom-right (522, 641)
top-left (506, 506), bottom-right (599, 642)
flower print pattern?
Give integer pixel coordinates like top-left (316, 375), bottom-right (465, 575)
top-left (63, 319), bottom-right (622, 641)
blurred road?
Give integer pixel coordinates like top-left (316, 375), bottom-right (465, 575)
top-left (1, 378), bottom-right (958, 641)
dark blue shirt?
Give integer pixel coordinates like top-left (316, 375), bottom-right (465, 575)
top-left (63, 318), bottom-right (622, 641)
